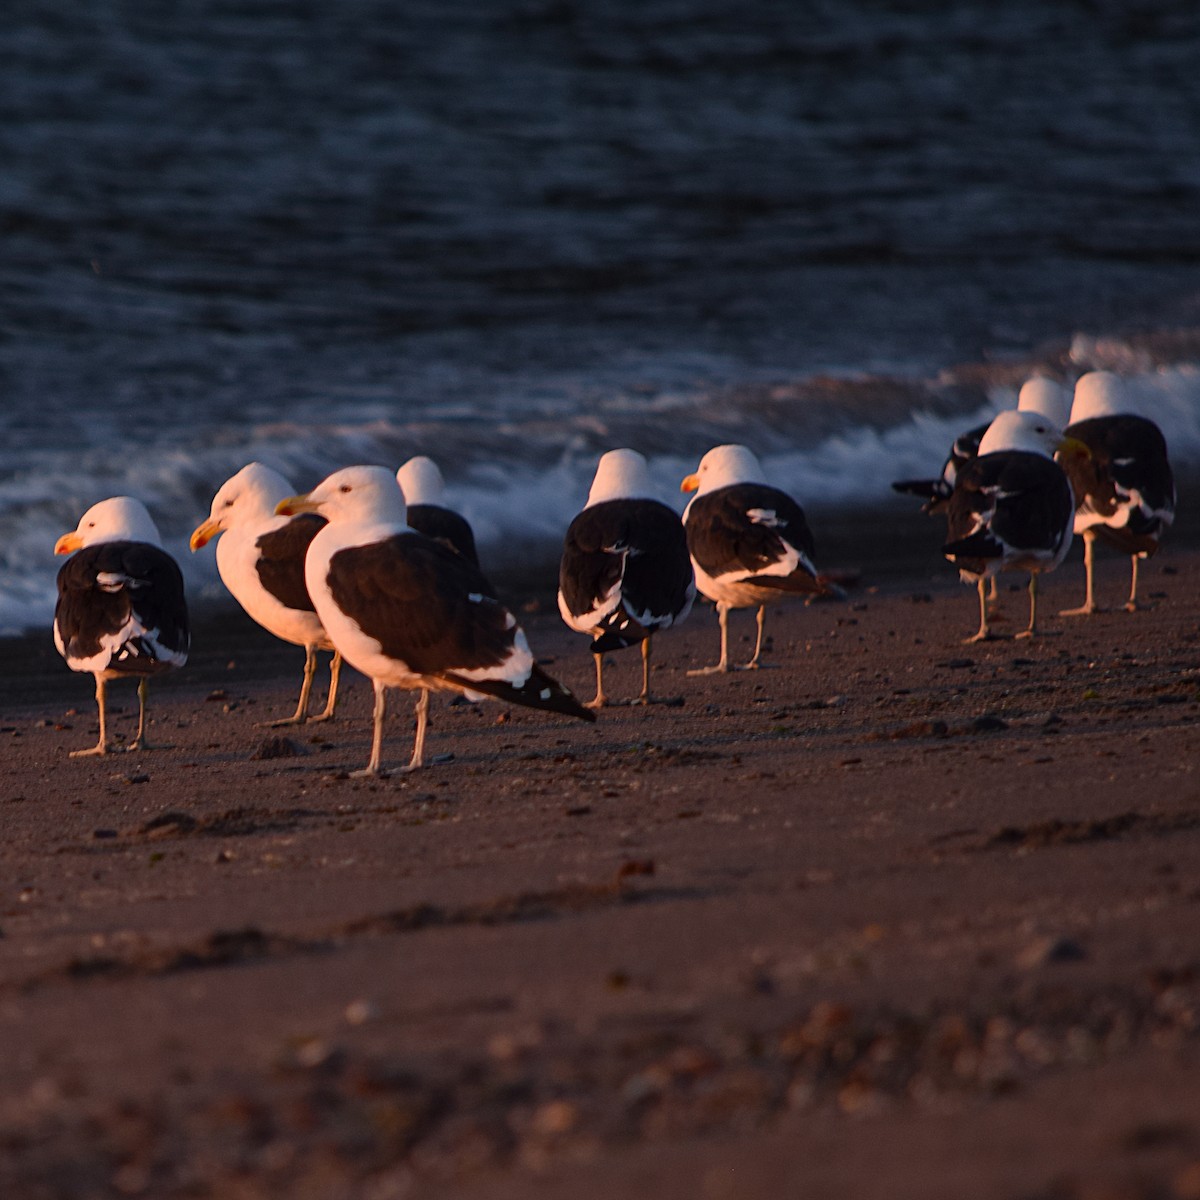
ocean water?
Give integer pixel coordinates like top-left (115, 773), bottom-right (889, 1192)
top-left (3, 1), bottom-right (1200, 633)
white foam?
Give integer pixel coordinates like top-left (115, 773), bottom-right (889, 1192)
top-left (4, 359), bottom-right (1199, 637)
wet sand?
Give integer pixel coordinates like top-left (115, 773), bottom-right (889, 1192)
top-left (1, 544), bottom-right (1199, 1199)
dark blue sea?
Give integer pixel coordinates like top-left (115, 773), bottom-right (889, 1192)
top-left (3, 0), bottom-right (1200, 631)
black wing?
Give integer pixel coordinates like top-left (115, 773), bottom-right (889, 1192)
top-left (406, 504), bottom-right (480, 567)
top-left (892, 420), bottom-right (989, 509)
top-left (254, 513), bottom-right (325, 612)
top-left (686, 483), bottom-right (818, 588)
top-left (327, 533), bottom-right (592, 721)
top-left (943, 451), bottom-right (1072, 570)
top-left (560, 499), bottom-right (693, 651)
top-left (55, 541), bottom-right (190, 674)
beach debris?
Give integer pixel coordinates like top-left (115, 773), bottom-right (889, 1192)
top-left (1016, 935), bottom-right (1087, 969)
top-left (250, 736), bottom-right (307, 761)
top-left (344, 999), bottom-right (379, 1026)
top-left (139, 812), bottom-right (197, 837)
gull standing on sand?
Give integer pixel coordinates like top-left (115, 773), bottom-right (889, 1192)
top-left (942, 411), bottom-right (1083, 643)
top-left (54, 497), bottom-right (189, 756)
top-left (1056, 371), bottom-right (1175, 615)
top-left (277, 466), bottom-right (594, 775)
top-left (681, 444), bottom-right (831, 673)
top-left (894, 376), bottom-right (1072, 611)
top-left (190, 462), bottom-right (342, 725)
top-left (396, 456), bottom-right (480, 566)
top-left (558, 449), bottom-right (695, 706)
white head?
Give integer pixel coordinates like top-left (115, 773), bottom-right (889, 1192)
top-left (190, 462), bottom-right (296, 550)
top-left (277, 465), bottom-right (408, 526)
top-left (396, 456), bottom-right (446, 506)
top-left (977, 410), bottom-right (1064, 459)
top-left (55, 496), bottom-right (162, 555)
top-left (681, 444), bottom-right (767, 496)
top-left (586, 448), bottom-right (653, 506)
top-left (1017, 377), bottom-right (1071, 429)
top-left (1070, 370), bottom-right (1130, 422)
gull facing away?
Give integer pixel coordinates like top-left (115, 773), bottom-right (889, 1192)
top-left (942, 411), bottom-right (1085, 643)
top-left (395, 456), bottom-right (480, 566)
top-left (1057, 371), bottom-right (1176, 615)
top-left (558, 449), bottom-right (695, 706)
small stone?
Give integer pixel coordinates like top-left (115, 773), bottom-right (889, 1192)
top-left (530, 1100), bottom-right (579, 1136)
top-left (250, 737), bottom-right (306, 761)
top-left (344, 999), bottom-right (379, 1026)
top-left (1016, 935), bottom-right (1086, 970)
top-left (970, 715), bottom-right (1009, 734)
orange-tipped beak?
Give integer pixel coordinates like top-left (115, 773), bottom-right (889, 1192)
top-left (54, 532), bottom-right (82, 556)
top-left (276, 492), bottom-right (320, 517)
top-left (1055, 436), bottom-right (1091, 462)
top-left (680, 473), bottom-right (699, 493)
top-left (189, 518), bottom-right (222, 552)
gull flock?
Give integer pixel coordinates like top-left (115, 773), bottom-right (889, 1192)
top-left (51, 370), bottom-right (1176, 772)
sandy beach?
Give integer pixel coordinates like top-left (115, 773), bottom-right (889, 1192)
top-left (1, 531), bottom-right (1199, 1200)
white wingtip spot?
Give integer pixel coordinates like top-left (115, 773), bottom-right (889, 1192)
top-left (540, 688), bottom-right (551, 700)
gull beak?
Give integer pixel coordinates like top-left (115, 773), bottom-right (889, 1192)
top-left (276, 493), bottom-right (320, 517)
top-left (1055, 436), bottom-right (1091, 463)
top-left (680, 473), bottom-right (700, 493)
top-left (54, 531), bottom-right (82, 556)
top-left (189, 518), bottom-right (222, 552)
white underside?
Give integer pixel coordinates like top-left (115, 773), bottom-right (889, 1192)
top-left (55, 612), bottom-right (186, 676)
top-left (217, 521), bottom-right (331, 649)
top-left (691, 547), bottom-right (812, 610)
top-left (558, 566), bottom-right (624, 634)
top-left (1074, 488), bottom-right (1174, 535)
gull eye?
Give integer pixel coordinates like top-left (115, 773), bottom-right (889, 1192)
top-left (338, 484), bottom-right (352, 494)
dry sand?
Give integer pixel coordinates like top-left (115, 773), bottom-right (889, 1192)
top-left (1, 536), bottom-right (1199, 1200)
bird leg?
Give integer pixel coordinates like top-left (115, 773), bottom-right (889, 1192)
top-left (1060, 531), bottom-right (1101, 616)
top-left (265, 644), bottom-right (318, 726)
top-left (127, 678), bottom-right (164, 751)
top-left (406, 688), bottom-right (430, 771)
top-left (963, 578), bottom-right (997, 644)
top-left (688, 603), bottom-right (731, 675)
top-left (1015, 573), bottom-right (1039, 639)
top-left (742, 605), bottom-right (768, 669)
top-left (70, 675), bottom-right (110, 757)
top-left (1124, 555), bottom-right (1142, 613)
top-left (351, 681), bottom-right (388, 777)
top-left (985, 575), bottom-right (1007, 618)
top-left (310, 651), bottom-right (343, 723)
top-left (585, 653), bottom-right (608, 709)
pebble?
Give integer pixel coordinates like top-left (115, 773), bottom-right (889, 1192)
top-left (1016, 935), bottom-right (1086, 970)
